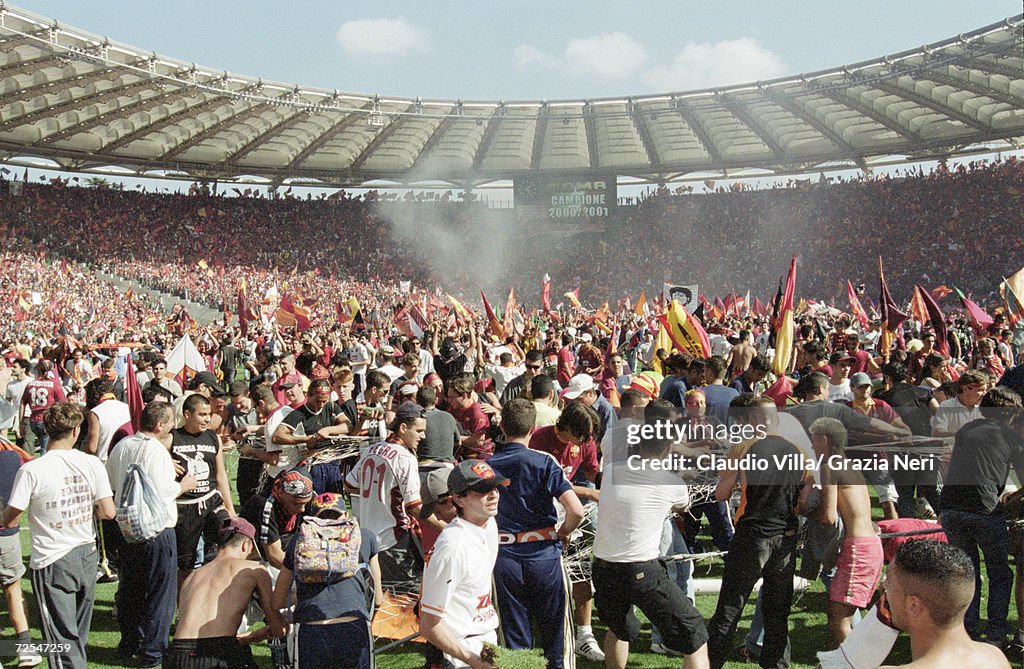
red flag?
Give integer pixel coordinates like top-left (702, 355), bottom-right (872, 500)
top-left (237, 286), bottom-right (250, 337)
top-left (909, 285), bottom-right (928, 325)
top-left (846, 280), bottom-right (869, 329)
top-left (280, 295), bottom-right (312, 331)
top-left (481, 290), bottom-right (504, 339)
top-left (879, 257), bottom-right (907, 358)
top-left (753, 297), bottom-right (767, 317)
top-left (124, 354), bottom-right (143, 434)
top-left (915, 285), bottom-right (950, 357)
top-left (954, 286), bottom-right (994, 334)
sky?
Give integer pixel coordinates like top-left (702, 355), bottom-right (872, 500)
top-left (12, 1), bottom-right (1024, 195)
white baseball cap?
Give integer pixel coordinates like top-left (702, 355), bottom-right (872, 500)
top-left (561, 374), bottom-right (596, 400)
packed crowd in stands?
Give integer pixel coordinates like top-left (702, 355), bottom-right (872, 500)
top-left (0, 157), bottom-right (1021, 330)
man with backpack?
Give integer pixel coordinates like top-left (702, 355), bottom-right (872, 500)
top-left (272, 492), bottom-right (383, 669)
top-left (106, 401), bottom-right (196, 668)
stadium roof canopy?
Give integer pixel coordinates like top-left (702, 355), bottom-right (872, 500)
top-left (0, 5), bottom-right (1021, 188)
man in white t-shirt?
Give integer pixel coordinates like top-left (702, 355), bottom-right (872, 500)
top-left (346, 401), bottom-right (425, 582)
top-left (931, 370), bottom-right (986, 438)
top-left (106, 401), bottom-right (196, 667)
top-left (420, 459), bottom-right (509, 669)
top-left (591, 400), bottom-right (710, 669)
top-left (251, 385), bottom-right (293, 482)
top-left (2, 402), bottom-right (115, 669)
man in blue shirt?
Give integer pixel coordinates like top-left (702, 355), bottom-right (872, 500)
top-left (489, 399), bottom-right (585, 669)
top-left (702, 356), bottom-right (740, 425)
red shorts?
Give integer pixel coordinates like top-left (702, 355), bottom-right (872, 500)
top-left (830, 536), bottom-right (883, 608)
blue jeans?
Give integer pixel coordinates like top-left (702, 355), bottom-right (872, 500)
top-left (940, 509), bottom-right (1013, 641)
top-left (296, 619), bottom-right (373, 669)
top-left (29, 421), bottom-right (48, 455)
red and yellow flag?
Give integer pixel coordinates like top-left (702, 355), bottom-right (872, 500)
top-left (772, 255), bottom-right (797, 376)
top-left (480, 290), bottom-right (504, 339)
top-left (657, 300), bottom-right (711, 359)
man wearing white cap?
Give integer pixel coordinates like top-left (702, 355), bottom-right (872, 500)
top-left (562, 374), bottom-right (617, 444)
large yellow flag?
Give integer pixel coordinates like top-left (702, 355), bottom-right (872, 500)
top-left (656, 300), bottom-right (712, 359)
top-left (446, 294), bottom-right (474, 322)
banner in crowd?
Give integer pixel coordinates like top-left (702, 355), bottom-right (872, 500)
top-left (165, 335), bottom-right (204, 389)
top-left (662, 284), bottom-right (699, 313)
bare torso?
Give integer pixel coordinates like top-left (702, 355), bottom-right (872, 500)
top-left (881, 637), bottom-right (1010, 669)
top-left (730, 343), bottom-right (756, 375)
top-left (835, 474), bottom-right (875, 538)
top-left (175, 556), bottom-right (267, 639)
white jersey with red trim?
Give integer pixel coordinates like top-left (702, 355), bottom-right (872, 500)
top-left (345, 439), bottom-right (420, 551)
top-left (420, 516), bottom-right (499, 656)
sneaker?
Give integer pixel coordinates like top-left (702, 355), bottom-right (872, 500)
top-left (649, 642), bottom-right (682, 657)
top-left (576, 636), bottom-right (605, 662)
top-left (914, 498), bottom-right (937, 521)
top-left (97, 571), bottom-right (119, 584)
top-left (17, 654), bottom-right (41, 668)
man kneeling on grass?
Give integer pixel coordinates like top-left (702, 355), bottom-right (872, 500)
top-left (167, 518), bottom-right (287, 669)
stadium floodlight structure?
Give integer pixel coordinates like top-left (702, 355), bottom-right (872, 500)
top-left (0, 4), bottom-right (1020, 189)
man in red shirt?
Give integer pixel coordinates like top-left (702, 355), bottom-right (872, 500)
top-left (20, 360), bottom-right (66, 454)
top-left (576, 333), bottom-right (603, 378)
top-left (528, 402), bottom-right (600, 498)
top-left (556, 334), bottom-right (576, 387)
top-left (445, 373), bottom-right (493, 460)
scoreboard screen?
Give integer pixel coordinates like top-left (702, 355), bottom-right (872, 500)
top-left (515, 176), bottom-right (616, 235)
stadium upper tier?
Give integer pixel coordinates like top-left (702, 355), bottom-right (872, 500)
top-left (0, 6), bottom-right (1020, 188)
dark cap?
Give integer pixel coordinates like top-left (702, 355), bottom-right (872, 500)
top-left (388, 401), bottom-right (425, 431)
top-left (447, 459), bottom-right (509, 495)
top-left (828, 350), bottom-right (856, 365)
top-left (217, 517), bottom-right (256, 545)
top-left (190, 371), bottom-right (226, 396)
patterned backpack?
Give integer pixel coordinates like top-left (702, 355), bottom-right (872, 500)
top-left (293, 513), bottom-right (362, 584)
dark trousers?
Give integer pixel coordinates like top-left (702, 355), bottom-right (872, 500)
top-left (892, 451), bottom-right (940, 518)
top-left (117, 527), bottom-right (178, 665)
top-left (707, 528), bottom-right (797, 669)
top-left (31, 544), bottom-right (98, 669)
top-left (235, 458), bottom-right (264, 508)
top-left (379, 532), bottom-right (423, 584)
top-left (940, 509), bottom-right (1012, 641)
top-left (493, 549), bottom-right (572, 669)
top-left (296, 620), bottom-right (374, 669)
top-left (683, 501), bottom-right (735, 551)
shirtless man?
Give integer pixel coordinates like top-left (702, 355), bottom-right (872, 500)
top-left (880, 540), bottom-right (1010, 669)
top-left (166, 518), bottom-right (287, 669)
top-left (809, 417), bottom-right (883, 648)
top-left (725, 330), bottom-right (756, 378)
